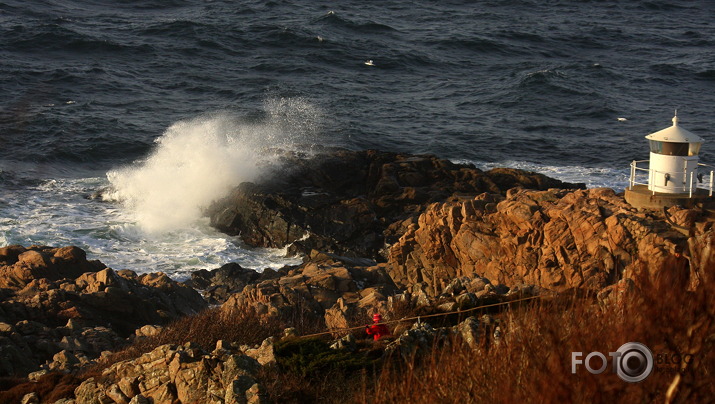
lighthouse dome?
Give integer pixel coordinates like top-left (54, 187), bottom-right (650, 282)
top-left (645, 114), bottom-right (703, 143)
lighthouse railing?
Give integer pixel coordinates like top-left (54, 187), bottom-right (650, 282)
top-left (629, 160), bottom-right (715, 196)
top-left (697, 163), bottom-right (715, 197)
top-left (629, 160), bottom-right (651, 191)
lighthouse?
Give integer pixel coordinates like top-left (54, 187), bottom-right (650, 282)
top-left (625, 113), bottom-right (714, 210)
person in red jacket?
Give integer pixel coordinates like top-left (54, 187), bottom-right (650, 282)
top-left (365, 313), bottom-right (390, 341)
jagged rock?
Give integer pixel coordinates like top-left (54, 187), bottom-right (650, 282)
top-left (246, 383), bottom-right (269, 404)
top-left (387, 187), bottom-right (695, 295)
top-left (282, 328), bottom-right (298, 338)
top-left (220, 256), bottom-right (398, 330)
top-left (330, 333), bottom-right (357, 352)
top-left (28, 369), bottom-right (49, 381)
top-left (187, 263), bottom-right (263, 304)
top-left (74, 378), bottom-right (111, 404)
top-left (48, 350), bottom-right (83, 372)
top-left (128, 394), bottom-right (149, 404)
top-left (324, 298), bottom-right (357, 333)
top-left (385, 322), bottom-right (441, 360)
top-left (20, 392), bottom-right (39, 404)
top-left (208, 149), bottom-right (582, 258)
top-left (0, 245), bottom-right (208, 377)
top-left (455, 292), bottom-right (477, 309)
top-left (135, 325), bottom-right (163, 338)
top-left (73, 343), bottom-right (263, 404)
top-left (245, 337), bottom-right (276, 366)
top-left (454, 317), bottom-right (482, 349)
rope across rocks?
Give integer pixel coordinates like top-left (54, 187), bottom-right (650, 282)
top-left (295, 294), bottom-right (542, 339)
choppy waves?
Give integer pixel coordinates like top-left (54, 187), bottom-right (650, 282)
top-left (2, 0), bottom-right (714, 276)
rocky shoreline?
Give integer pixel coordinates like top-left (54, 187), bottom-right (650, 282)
top-left (1, 149), bottom-right (713, 403)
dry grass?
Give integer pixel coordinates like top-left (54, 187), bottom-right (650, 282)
top-left (85, 303), bottom-right (284, 375)
top-left (4, 257), bottom-right (712, 403)
top-left (0, 373), bottom-right (84, 403)
top-left (359, 265), bottom-right (715, 404)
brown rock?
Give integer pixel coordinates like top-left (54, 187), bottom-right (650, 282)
top-left (208, 149), bottom-right (582, 258)
top-left (74, 343), bottom-right (263, 404)
top-left (0, 245), bottom-right (26, 265)
top-left (387, 188), bottom-right (689, 295)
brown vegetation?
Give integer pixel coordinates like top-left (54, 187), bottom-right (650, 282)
top-left (361, 265), bottom-right (715, 403)
top-left (0, 373), bottom-right (84, 403)
top-left (4, 264), bottom-right (711, 403)
top-left (86, 303), bottom-right (284, 375)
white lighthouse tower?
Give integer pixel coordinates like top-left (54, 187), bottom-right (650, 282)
top-left (645, 112), bottom-right (703, 194)
top-left (626, 113), bottom-right (714, 210)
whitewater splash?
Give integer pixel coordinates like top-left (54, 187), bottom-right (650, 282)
top-left (105, 98), bottom-right (323, 233)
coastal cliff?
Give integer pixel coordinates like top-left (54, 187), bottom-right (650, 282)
top-left (1, 149), bottom-right (713, 403)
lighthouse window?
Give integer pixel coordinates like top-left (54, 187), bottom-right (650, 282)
top-left (649, 140), bottom-right (688, 156)
top-left (689, 142), bottom-right (702, 156)
top-left (649, 140), bottom-right (662, 154)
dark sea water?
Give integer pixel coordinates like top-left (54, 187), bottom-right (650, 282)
top-left (1, 0), bottom-right (714, 277)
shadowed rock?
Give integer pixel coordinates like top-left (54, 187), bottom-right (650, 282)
top-left (207, 149), bottom-right (583, 259)
top-left (0, 245), bottom-right (208, 377)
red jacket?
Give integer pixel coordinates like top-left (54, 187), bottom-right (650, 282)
top-left (366, 323), bottom-right (390, 340)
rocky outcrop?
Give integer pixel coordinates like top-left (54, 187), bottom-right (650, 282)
top-left (210, 250), bottom-right (522, 339)
top-left (187, 263), bottom-right (280, 305)
top-left (386, 187), bottom-right (702, 295)
top-left (73, 342), bottom-right (267, 404)
top-left (207, 149), bottom-right (583, 258)
top-left (219, 251), bottom-right (399, 328)
top-left (0, 245), bottom-right (208, 376)
top-left (384, 314), bottom-right (500, 360)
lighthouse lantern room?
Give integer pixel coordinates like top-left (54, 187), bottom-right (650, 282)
top-left (625, 113), bottom-right (714, 210)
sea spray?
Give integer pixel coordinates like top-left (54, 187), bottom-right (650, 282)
top-left (104, 98), bottom-right (323, 233)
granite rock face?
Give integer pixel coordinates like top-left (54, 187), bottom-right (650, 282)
top-left (0, 245), bottom-right (208, 376)
top-left (207, 149), bottom-right (583, 258)
top-left (386, 187), bottom-right (705, 295)
top-left (73, 342), bottom-right (266, 404)
top-left (219, 251), bottom-right (399, 327)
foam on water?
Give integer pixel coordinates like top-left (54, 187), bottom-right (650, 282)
top-left (0, 175), bottom-right (300, 280)
top-left (0, 98), bottom-right (325, 279)
top-left (456, 159), bottom-right (631, 191)
top-left (104, 97), bottom-right (323, 233)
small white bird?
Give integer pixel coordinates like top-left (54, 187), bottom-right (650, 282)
top-left (364, 59), bottom-right (375, 66)
top-left (617, 117), bottom-right (628, 122)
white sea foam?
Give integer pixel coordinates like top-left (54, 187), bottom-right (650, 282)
top-left (0, 98), bottom-right (322, 280)
top-left (104, 97), bottom-right (323, 233)
top-left (0, 176), bottom-right (301, 281)
top-left (454, 159), bottom-right (631, 191)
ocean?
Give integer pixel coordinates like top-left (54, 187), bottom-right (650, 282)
top-left (1, 0), bottom-right (713, 279)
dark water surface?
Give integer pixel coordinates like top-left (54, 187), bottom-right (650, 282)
top-left (1, 0), bottom-right (713, 274)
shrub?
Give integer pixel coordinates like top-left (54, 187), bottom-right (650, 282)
top-left (275, 337), bottom-right (377, 377)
